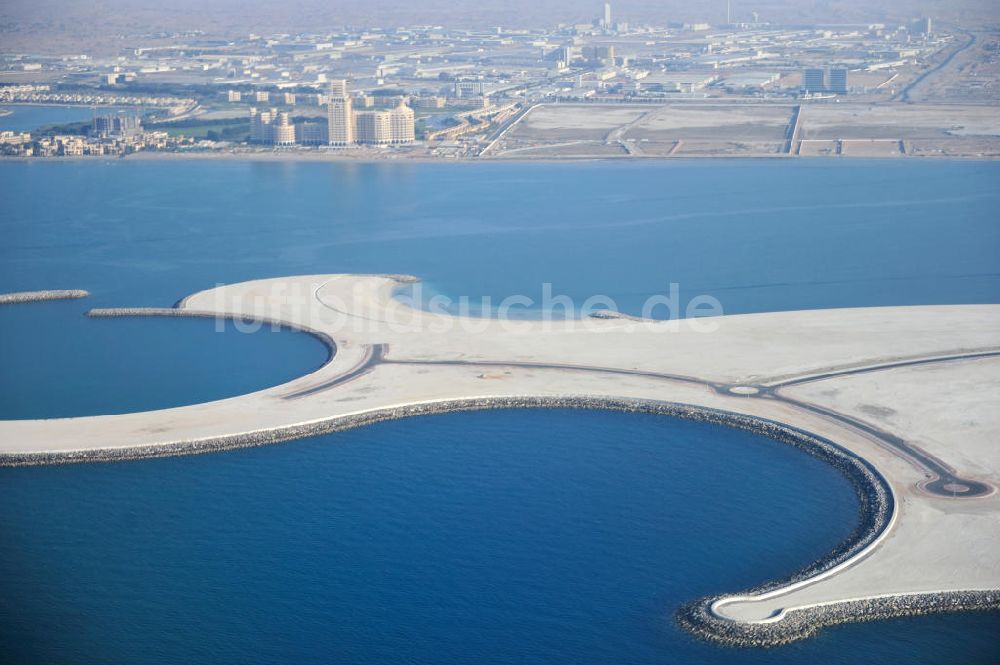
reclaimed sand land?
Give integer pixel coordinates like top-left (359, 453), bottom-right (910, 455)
top-left (1, 274), bottom-right (997, 644)
top-left (491, 102), bottom-right (1000, 159)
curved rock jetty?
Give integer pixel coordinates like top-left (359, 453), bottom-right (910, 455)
top-left (679, 590), bottom-right (1000, 647)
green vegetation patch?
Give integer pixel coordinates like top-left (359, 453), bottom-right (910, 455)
top-left (159, 118), bottom-right (250, 140)
top-left (34, 120), bottom-right (92, 136)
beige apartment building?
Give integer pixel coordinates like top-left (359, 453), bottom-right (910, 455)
top-left (249, 108), bottom-right (295, 146)
top-left (355, 102), bottom-right (415, 144)
top-left (327, 79), bottom-right (354, 145)
top-left (327, 80), bottom-right (414, 146)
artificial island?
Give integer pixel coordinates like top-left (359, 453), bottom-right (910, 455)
top-left (1, 274), bottom-right (997, 646)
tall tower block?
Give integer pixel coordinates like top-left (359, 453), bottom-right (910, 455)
top-left (327, 79), bottom-right (354, 146)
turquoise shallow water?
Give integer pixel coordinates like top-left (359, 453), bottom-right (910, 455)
top-left (0, 160), bottom-right (998, 662)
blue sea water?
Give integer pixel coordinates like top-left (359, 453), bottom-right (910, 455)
top-left (1, 410), bottom-right (998, 665)
top-left (0, 105), bottom-right (118, 132)
top-left (2, 160), bottom-right (998, 314)
top-left (0, 300), bottom-right (328, 419)
top-left (1, 159), bottom-right (998, 662)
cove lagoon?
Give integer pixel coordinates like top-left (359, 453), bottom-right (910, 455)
top-left (2, 410), bottom-right (998, 664)
top-left (0, 105), bottom-right (118, 133)
top-left (1, 159), bottom-right (999, 662)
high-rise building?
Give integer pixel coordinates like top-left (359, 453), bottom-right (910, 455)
top-left (249, 108), bottom-right (295, 145)
top-left (801, 68), bottom-right (849, 95)
top-left (254, 90), bottom-right (269, 102)
top-left (327, 79), bottom-right (354, 145)
top-left (355, 102), bottom-right (415, 145)
top-left (249, 107), bottom-right (270, 143)
top-left (355, 110), bottom-right (391, 144)
top-left (828, 68), bottom-right (849, 95)
top-left (295, 122), bottom-right (327, 145)
top-left (912, 17), bottom-right (933, 36)
top-left (802, 68), bottom-right (826, 93)
top-left (272, 112), bottom-right (295, 146)
top-left (227, 90), bottom-right (241, 102)
top-left (387, 102), bottom-right (415, 143)
top-left (92, 113), bottom-right (142, 138)
top-left (582, 45), bottom-right (615, 63)
top-left (329, 79), bottom-right (348, 97)
top-left (603, 3), bottom-right (612, 29)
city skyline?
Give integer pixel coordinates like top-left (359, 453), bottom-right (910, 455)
top-left (3, 1), bottom-right (990, 161)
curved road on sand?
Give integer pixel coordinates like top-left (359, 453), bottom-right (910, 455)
top-left (94, 286), bottom-right (997, 500)
top-left (400, 352), bottom-right (997, 498)
top-left (896, 30), bottom-right (976, 103)
top-left (292, 336), bottom-right (998, 499)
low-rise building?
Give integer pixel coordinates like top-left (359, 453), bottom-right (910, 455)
top-left (414, 96), bottom-right (446, 109)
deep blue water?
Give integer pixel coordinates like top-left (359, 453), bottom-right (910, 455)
top-left (1, 160), bottom-right (998, 662)
top-left (0, 299), bottom-right (328, 419)
top-left (2, 409), bottom-right (997, 665)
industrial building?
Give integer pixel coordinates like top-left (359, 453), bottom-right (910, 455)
top-left (828, 68), bottom-right (849, 95)
top-left (803, 68), bottom-right (827, 93)
top-left (802, 67), bottom-right (849, 95)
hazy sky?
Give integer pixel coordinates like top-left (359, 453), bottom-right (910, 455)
top-left (2, 0), bottom-right (997, 54)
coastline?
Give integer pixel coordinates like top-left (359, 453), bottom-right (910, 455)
top-left (2, 151), bottom-right (999, 165)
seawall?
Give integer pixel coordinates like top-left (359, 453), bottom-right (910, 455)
top-left (0, 392), bottom-right (923, 644)
top-left (0, 289), bottom-right (89, 305)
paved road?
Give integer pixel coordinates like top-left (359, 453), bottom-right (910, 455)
top-left (896, 30), bottom-right (976, 102)
top-left (367, 349), bottom-right (997, 499)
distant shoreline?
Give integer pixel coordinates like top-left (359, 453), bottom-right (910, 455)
top-left (1, 151), bottom-right (997, 165)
